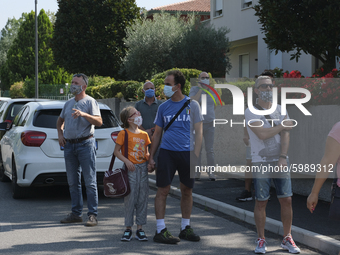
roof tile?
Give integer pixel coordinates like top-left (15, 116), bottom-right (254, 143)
top-left (151, 0), bottom-right (210, 13)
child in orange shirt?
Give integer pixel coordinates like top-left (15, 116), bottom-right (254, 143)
top-left (114, 106), bottom-right (151, 242)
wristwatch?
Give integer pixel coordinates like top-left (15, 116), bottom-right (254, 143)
top-left (280, 155), bottom-right (287, 159)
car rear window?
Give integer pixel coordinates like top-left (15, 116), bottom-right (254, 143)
top-left (10, 103), bottom-right (26, 117)
top-left (33, 109), bottom-right (120, 129)
top-left (96, 109), bottom-right (120, 129)
top-left (0, 101), bottom-right (7, 110)
top-left (3, 102), bottom-right (28, 122)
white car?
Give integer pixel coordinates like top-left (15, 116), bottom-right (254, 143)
top-left (0, 98), bottom-right (50, 140)
top-left (0, 101), bottom-right (123, 198)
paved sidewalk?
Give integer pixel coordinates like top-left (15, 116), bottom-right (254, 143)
top-left (148, 171), bottom-right (340, 255)
top-left (0, 184), bottom-right (325, 255)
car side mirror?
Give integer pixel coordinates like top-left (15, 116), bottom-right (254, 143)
top-left (0, 122), bottom-right (9, 131)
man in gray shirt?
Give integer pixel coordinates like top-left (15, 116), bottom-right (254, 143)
top-left (189, 72), bottom-right (217, 181)
top-left (135, 81), bottom-right (163, 167)
top-left (57, 73), bottom-right (102, 227)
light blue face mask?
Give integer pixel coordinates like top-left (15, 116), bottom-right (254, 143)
top-left (163, 85), bottom-right (177, 98)
top-left (144, 89), bottom-right (155, 98)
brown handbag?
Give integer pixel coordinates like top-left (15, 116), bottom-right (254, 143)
top-left (103, 130), bottom-right (131, 198)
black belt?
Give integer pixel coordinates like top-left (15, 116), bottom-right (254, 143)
top-left (66, 135), bottom-right (93, 144)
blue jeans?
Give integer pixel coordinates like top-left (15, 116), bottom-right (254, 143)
top-left (252, 161), bottom-right (292, 201)
top-left (64, 137), bottom-right (98, 216)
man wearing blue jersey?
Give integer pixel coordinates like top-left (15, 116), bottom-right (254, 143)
top-left (148, 70), bottom-right (203, 244)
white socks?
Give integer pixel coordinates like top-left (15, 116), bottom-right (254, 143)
top-left (181, 218), bottom-right (190, 230)
top-left (156, 219), bottom-right (166, 233)
top-left (157, 218), bottom-right (190, 233)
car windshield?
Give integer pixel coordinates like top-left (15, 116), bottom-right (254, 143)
top-left (33, 109), bottom-right (120, 129)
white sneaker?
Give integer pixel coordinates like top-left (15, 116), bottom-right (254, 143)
top-left (255, 238), bottom-right (267, 254)
top-left (281, 234), bottom-right (300, 254)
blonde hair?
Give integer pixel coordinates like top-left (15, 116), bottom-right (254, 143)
top-left (120, 106), bottom-right (135, 129)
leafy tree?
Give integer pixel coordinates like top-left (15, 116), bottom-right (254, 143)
top-left (122, 12), bottom-right (231, 81)
top-left (122, 12), bottom-right (190, 81)
top-left (254, 0), bottom-right (340, 73)
top-left (9, 81), bottom-right (25, 98)
top-left (0, 9), bottom-right (70, 90)
top-left (52, 0), bottom-right (140, 78)
top-left (0, 14), bottom-right (27, 67)
top-left (173, 20), bottom-right (232, 78)
top-left (45, 10), bottom-right (56, 25)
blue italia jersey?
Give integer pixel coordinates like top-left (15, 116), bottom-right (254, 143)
top-left (154, 96), bottom-right (203, 151)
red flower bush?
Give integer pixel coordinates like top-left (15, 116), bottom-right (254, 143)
top-left (277, 67), bottom-right (340, 105)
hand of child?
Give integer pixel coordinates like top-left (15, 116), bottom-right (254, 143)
top-left (148, 159), bottom-right (155, 173)
top-left (125, 161), bottom-right (135, 172)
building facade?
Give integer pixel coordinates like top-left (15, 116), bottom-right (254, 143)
top-left (209, 0), bottom-right (319, 78)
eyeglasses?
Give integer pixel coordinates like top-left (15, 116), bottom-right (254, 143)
top-left (201, 77), bottom-right (209, 80)
top-left (258, 84), bottom-right (274, 89)
top-left (73, 73), bottom-right (88, 85)
top-left (129, 111), bottom-right (140, 118)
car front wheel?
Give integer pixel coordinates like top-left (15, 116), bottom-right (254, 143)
top-left (12, 158), bottom-right (28, 199)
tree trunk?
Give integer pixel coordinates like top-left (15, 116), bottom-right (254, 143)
top-left (323, 51), bottom-right (337, 73)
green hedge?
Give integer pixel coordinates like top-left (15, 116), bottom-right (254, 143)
top-left (88, 80), bottom-right (143, 101)
top-left (88, 68), bottom-right (204, 101)
top-left (150, 68), bottom-right (203, 98)
top-left (220, 79), bottom-right (255, 105)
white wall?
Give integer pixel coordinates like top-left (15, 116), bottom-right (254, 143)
top-left (227, 41), bottom-right (258, 78)
top-left (210, 0), bottom-right (315, 77)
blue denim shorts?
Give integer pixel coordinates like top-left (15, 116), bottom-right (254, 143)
top-left (252, 161), bottom-right (292, 201)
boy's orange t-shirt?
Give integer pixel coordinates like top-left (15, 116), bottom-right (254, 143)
top-left (116, 129), bottom-right (151, 164)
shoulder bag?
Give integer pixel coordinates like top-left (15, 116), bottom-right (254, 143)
top-left (103, 130), bottom-right (131, 198)
top-left (164, 99), bottom-right (190, 132)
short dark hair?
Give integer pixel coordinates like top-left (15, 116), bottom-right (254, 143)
top-left (73, 73), bottom-right (88, 85)
top-left (166, 70), bottom-right (186, 92)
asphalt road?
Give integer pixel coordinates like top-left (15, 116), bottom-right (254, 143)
top-left (0, 181), bottom-right (326, 255)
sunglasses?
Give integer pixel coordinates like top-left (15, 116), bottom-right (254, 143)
top-left (201, 77), bottom-right (209, 80)
top-left (258, 84), bottom-right (274, 89)
top-left (129, 111), bottom-right (140, 118)
top-left (73, 73), bottom-right (88, 85)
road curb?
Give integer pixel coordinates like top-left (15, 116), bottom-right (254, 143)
top-left (149, 178), bottom-right (340, 255)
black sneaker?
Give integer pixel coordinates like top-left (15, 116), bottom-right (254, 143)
top-left (121, 229), bottom-right (132, 242)
top-left (135, 229), bottom-right (148, 241)
top-left (178, 225), bottom-right (200, 241)
top-left (60, 213), bottom-right (83, 223)
top-left (153, 228), bottom-right (180, 244)
top-left (236, 190), bottom-right (253, 202)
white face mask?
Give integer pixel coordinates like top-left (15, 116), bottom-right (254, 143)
top-left (163, 85), bottom-right (177, 97)
top-left (132, 116), bottom-right (143, 126)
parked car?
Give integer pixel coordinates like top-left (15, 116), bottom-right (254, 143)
top-left (0, 101), bottom-right (123, 198)
top-left (0, 98), bottom-right (49, 140)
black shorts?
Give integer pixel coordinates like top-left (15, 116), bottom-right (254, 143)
top-left (156, 148), bottom-right (195, 189)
